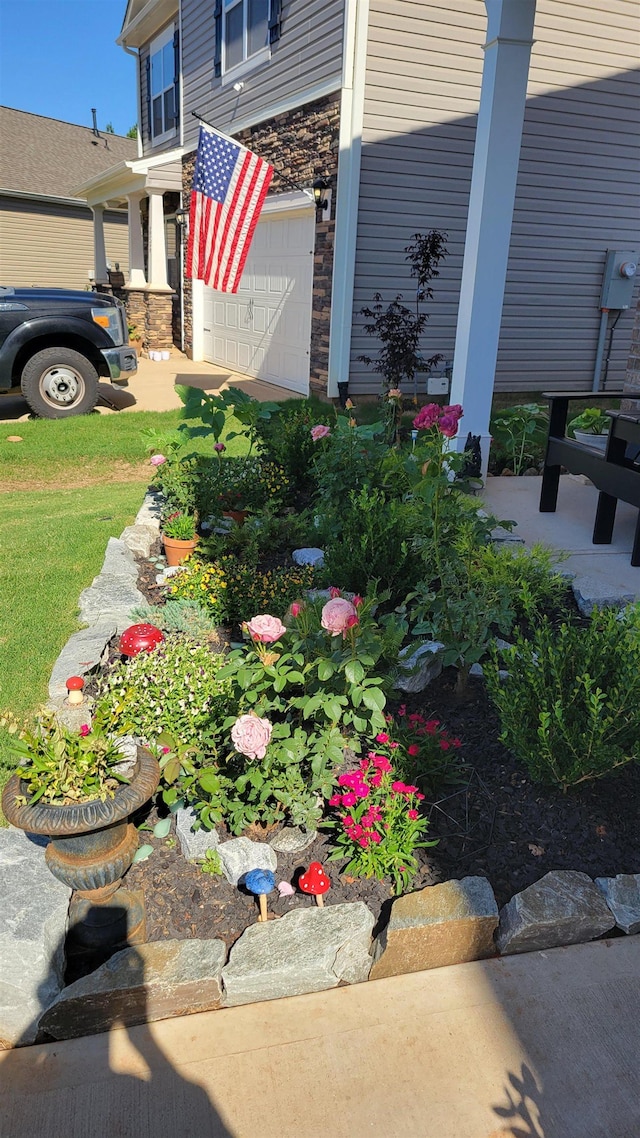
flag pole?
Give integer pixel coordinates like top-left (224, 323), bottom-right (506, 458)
top-left (191, 111), bottom-right (315, 200)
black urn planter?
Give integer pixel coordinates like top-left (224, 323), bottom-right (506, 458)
top-left (2, 747), bottom-right (160, 949)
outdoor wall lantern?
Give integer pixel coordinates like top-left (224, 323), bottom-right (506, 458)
top-left (312, 179), bottom-right (330, 211)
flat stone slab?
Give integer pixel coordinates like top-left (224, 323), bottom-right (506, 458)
top-left (0, 829), bottom-right (71, 1047)
top-left (496, 870), bottom-right (615, 955)
top-left (269, 826), bottom-right (317, 854)
top-left (48, 620), bottom-right (116, 704)
top-left (571, 576), bottom-right (635, 617)
top-left (134, 490), bottom-right (163, 528)
top-left (100, 536), bottom-right (139, 580)
top-left (595, 874), bottom-right (640, 935)
top-left (222, 902), bottom-right (374, 1007)
top-left (217, 837), bottom-right (277, 886)
top-left (39, 939), bottom-right (227, 1040)
top-left (78, 575), bottom-right (146, 632)
top-left (370, 877), bottom-right (498, 980)
top-left (395, 641), bottom-right (443, 693)
top-left (176, 806), bottom-right (221, 860)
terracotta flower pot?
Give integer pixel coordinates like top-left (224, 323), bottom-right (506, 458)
top-left (223, 510), bottom-right (248, 526)
top-left (162, 533), bottom-right (199, 566)
top-left (2, 747), bottom-right (160, 948)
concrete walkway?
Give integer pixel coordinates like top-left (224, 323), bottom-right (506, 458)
top-left (483, 473), bottom-right (640, 600)
top-left (0, 353), bottom-right (298, 422)
top-left (1, 936), bottom-right (638, 1138)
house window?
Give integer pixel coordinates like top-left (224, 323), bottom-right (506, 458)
top-left (223, 0), bottom-right (270, 78)
top-left (150, 26), bottom-right (178, 143)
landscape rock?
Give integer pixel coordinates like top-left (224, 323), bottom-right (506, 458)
top-left (48, 620), bottom-right (115, 703)
top-left (39, 939), bottom-right (227, 1040)
top-left (99, 537), bottom-right (139, 580)
top-left (0, 829), bottom-right (71, 1047)
top-left (176, 807), bottom-right (221, 860)
top-left (595, 874), bottom-right (640, 935)
top-left (120, 524), bottom-right (158, 558)
top-left (571, 576), bottom-right (634, 618)
top-left (134, 490), bottom-right (163, 528)
top-left (78, 575), bottom-right (146, 632)
top-left (395, 641), bottom-right (444, 693)
top-left (370, 877), bottom-right (499, 980)
top-left (269, 826), bottom-right (317, 854)
top-left (292, 547), bottom-right (325, 568)
top-left (222, 902), bottom-right (374, 1006)
top-left (496, 870), bottom-right (615, 955)
top-left (155, 565), bottom-right (182, 585)
top-left (217, 837), bottom-right (277, 886)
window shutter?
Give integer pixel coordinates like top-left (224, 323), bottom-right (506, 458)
top-left (145, 54), bottom-right (152, 140)
top-left (173, 27), bottom-right (180, 128)
top-left (214, 0), bottom-right (222, 78)
top-left (268, 0), bottom-right (282, 45)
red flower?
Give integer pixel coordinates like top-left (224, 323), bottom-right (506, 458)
top-left (79, 724), bottom-right (90, 737)
top-left (407, 809), bottom-right (419, 821)
top-left (329, 587), bottom-right (341, 599)
top-left (375, 732), bottom-right (390, 744)
top-left (407, 744), bottom-right (420, 757)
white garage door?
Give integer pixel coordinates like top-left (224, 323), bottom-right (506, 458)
top-left (202, 206), bottom-right (314, 395)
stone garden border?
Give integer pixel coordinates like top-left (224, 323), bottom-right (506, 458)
top-left (2, 494), bottom-right (638, 1046)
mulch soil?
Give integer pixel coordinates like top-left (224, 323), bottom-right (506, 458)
top-left (92, 546), bottom-right (640, 963)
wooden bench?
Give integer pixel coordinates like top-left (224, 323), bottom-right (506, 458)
top-left (539, 390), bottom-right (640, 567)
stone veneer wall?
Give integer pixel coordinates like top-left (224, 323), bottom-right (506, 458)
top-left (621, 298), bottom-right (640, 414)
top-left (182, 93), bottom-right (340, 394)
top-left (113, 286), bottom-right (175, 352)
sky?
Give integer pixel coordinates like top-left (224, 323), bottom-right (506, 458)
top-left (0, 0), bottom-right (136, 136)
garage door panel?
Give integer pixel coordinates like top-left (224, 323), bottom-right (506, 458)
top-left (203, 206), bottom-right (313, 395)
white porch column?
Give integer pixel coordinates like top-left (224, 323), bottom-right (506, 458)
top-left (147, 187), bottom-right (170, 290)
top-left (91, 204), bottom-right (109, 284)
top-left (126, 191), bottom-right (147, 288)
top-left (449, 0), bottom-right (536, 474)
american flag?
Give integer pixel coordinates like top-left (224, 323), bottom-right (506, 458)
top-left (186, 126), bottom-right (274, 293)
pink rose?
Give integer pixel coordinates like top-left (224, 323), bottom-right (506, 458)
top-left (413, 404), bottom-right (440, 431)
top-left (149, 453), bottom-right (166, 466)
top-left (438, 412), bottom-right (461, 438)
top-left (310, 424), bottom-right (331, 441)
top-left (321, 597), bottom-right (358, 636)
top-left (290, 602), bottom-right (302, 618)
top-left (214, 442), bottom-right (226, 453)
top-left (246, 614), bottom-right (287, 644)
top-left (231, 714), bottom-right (272, 760)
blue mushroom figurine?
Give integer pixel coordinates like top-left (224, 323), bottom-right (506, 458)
top-left (245, 868), bottom-right (276, 922)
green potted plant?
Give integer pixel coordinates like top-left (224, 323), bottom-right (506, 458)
top-left (568, 407), bottom-right (611, 453)
top-left (1, 711), bottom-right (160, 947)
top-left (162, 511), bottom-right (199, 566)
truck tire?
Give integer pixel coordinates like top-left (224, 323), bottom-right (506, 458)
top-left (20, 347), bottom-right (100, 418)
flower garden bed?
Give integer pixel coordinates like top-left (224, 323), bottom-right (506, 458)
top-left (4, 387), bottom-right (640, 1044)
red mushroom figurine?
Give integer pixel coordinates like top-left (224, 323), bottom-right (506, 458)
top-left (299, 862), bottom-right (330, 907)
top-left (66, 676), bottom-right (85, 706)
top-left (119, 623), bottom-right (164, 658)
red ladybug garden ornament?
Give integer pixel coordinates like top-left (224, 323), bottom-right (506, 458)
top-left (299, 862), bottom-right (331, 907)
top-left (119, 623), bottom-right (164, 658)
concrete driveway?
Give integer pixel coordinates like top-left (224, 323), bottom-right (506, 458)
top-left (0, 353), bottom-right (299, 422)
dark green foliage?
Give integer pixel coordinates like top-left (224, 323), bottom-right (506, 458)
top-left (485, 606), bottom-right (640, 790)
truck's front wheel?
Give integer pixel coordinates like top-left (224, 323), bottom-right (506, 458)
top-left (21, 348), bottom-right (100, 418)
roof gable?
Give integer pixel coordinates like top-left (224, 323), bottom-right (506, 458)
top-left (0, 107), bottom-right (138, 199)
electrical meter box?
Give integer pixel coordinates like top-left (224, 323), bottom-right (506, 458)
top-left (600, 249), bottom-right (639, 309)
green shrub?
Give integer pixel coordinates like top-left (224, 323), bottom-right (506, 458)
top-left (485, 606), bottom-right (640, 790)
top-left (216, 557), bottom-right (315, 624)
top-left (319, 487), bottom-right (423, 606)
top-left (199, 505), bottom-right (314, 568)
top-left (97, 638), bottom-right (233, 745)
top-left (194, 455), bottom-right (290, 515)
top-left (474, 543), bottom-right (570, 627)
top-left (254, 400), bottom-right (330, 492)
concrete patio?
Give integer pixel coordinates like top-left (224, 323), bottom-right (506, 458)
top-left (483, 473), bottom-right (640, 602)
top-left (1, 935), bottom-right (638, 1138)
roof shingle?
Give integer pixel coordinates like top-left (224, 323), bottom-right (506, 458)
top-left (0, 106), bottom-right (138, 198)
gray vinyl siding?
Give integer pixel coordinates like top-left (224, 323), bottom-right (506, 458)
top-left (181, 0), bottom-right (344, 149)
top-left (0, 197), bottom-right (129, 290)
top-left (351, 0), bottom-right (640, 396)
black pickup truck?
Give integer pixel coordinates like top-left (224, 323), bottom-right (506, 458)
top-left (0, 287), bottom-right (137, 417)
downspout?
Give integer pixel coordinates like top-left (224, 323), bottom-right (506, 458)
top-left (122, 42), bottom-right (143, 159)
top-left (326, 0), bottom-right (370, 399)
